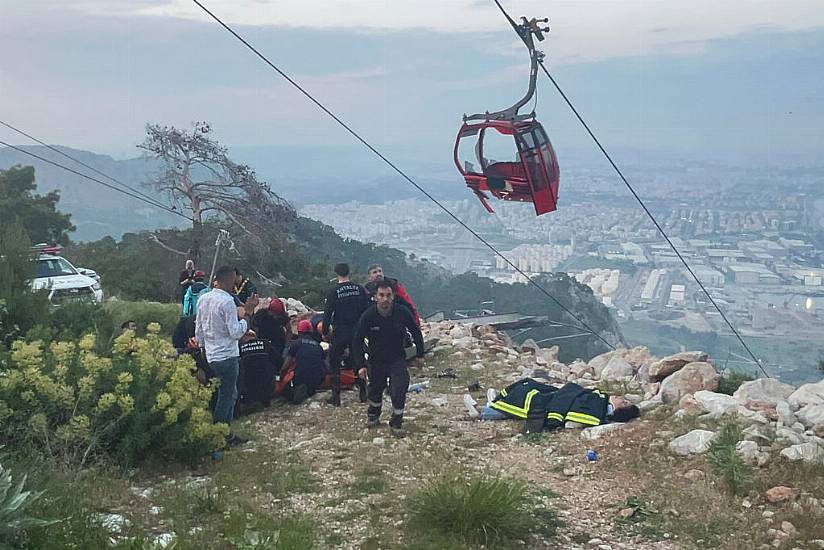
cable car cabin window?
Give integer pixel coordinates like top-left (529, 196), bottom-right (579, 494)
top-left (480, 126), bottom-right (524, 182)
top-left (456, 126), bottom-right (482, 175)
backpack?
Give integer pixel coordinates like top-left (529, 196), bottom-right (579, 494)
top-left (184, 282), bottom-right (209, 316)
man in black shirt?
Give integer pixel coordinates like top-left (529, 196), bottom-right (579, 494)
top-left (323, 263), bottom-right (370, 406)
top-left (233, 268), bottom-right (258, 305)
top-left (352, 280), bottom-right (424, 436)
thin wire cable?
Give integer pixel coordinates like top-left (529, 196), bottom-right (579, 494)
top-left (488, 0), bottom-right (766, 375)
top-left (192, 0), bottom-right (615, 350)
top-left (534, 63), bottom-right (767, 376)
top-left (0, 119), bottom-right (174, 212)
top-left (0, 140), bottom-right (190, 221)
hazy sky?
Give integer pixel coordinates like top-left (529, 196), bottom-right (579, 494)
top-left (2, 0), bottom-right (823, 163)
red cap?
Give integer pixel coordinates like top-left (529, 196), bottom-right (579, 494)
top-left (268, 298), bottom-right (285, 316)
top-left (297, 320), bottom-right (312, 334)
top-left (194, 270), bottom-right (206, 278)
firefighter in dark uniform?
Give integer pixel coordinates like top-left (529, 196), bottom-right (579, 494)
top-left (322, 263), bottom-right (370, 406)
top-left (352, 280), bottom-right (424, 436)
top-left (487, 378), bottom-right (640, 433)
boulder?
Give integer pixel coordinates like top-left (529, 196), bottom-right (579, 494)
top-left (648, 351), bottom-right (708, 382)
top-left (538, 345), bottom-right (560, 364)
top-left (736, 440), bottom-right (769, 467)
top-left (743, 424), bottom-right (774, 444)
top-left (733, 378), bottom-right (795, 411)
top-left (775, 427), bottom-right (806, 446)
top-left (588, 351), bottom-right (617, 378)
top-left (580, 423), bottom-right (627, 440)
top-left (797, 404), bottom-right (824, 429)
top-left (451, 336), bottom-right (476, 349)
top-left (449, 324), bottom-right (472, 339)
top-left (765, 486), bottom-right (798, 504)
top-left (669, 429), bottom-right (717, 456)
top-left (788, 380), bottom-right (824, 410)
top-left (776, 401), bottom-right (796, 427)
top-left (694, 390), bottom-right (739, 416)
top-left (638, 398), bottom-right (662, 413)
top-left (600, 356), bottom-right (634, 381)
top-left (780, 442), bottom-right (824, 465)
top-left (660, 362), bottom-right (719, 404)
top-left (636, 362), bottom-right (652, 383)
top-left (570, 361), bottom-right (594, 379)
top-left (520, 338), bottom-right (540, 354)
top-left (622, 346), bottom-right (652, 369)
top-left (678, 394), bottom-right (704, 416)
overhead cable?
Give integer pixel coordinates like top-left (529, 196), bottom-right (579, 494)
top-left (490, 1), bottom-right (769, 376)
top-left (192, 0), bottom-right (616, 350)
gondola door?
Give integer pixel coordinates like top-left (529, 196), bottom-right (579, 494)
top-left (515, 123), bottom-right (559, 215)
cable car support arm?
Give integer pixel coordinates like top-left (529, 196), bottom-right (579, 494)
top-left (464, 3), bottom-right (549, 122)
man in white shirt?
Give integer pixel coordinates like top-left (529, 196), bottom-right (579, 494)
top-left (195, 265), bottom-right (259, 445)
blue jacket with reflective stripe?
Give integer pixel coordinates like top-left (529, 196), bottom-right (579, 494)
top-left (490, 379), bottom-right (609, 430)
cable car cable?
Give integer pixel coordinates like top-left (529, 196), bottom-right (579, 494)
top-left (0, 139), bottom-right (190, 221)
top-left (0, 119), bottom-right (173, 213)
top-left (532, 62), bottom-right (768, 377)
top-left (489, 2), bottom-right (768, 376)
top-left (191, 0), bottom-right (616, 351)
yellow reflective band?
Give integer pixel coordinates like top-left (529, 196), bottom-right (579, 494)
top-left (547, 412), bottom-right (564, 421)
top-left (488, 389), bottom-right (539, 419)
top-left (489, 400), bottom-right (527, 418)
top-left (565, 412), bottom-right (601, 426)
top-left (592, 389), bottom-right (604, 397)
top-left (500, 388), bottom-right (508, 397)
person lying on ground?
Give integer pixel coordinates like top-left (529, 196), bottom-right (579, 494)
top-left (463, 378), bottom-right (640, 433)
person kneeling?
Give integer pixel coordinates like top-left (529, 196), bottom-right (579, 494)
top-left (284, 320), bottom-right (326, 404)
top-left (463, 378), bottom-right (640, 433)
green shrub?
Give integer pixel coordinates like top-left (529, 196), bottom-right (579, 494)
top-left (103, 301), bottom-right (181, 339)
top-left (0, 464), bottom-right (56, 540)
top-left (0, 324), bottom-right (226, 469)
top-left (716, 370), bottom-right (756, 396)
top-left (0, 222), bottom-right (51, 347)
top-left (408, 474), bottom-right (555, 548)
top-left (707, 423), bottom-right (752, 495)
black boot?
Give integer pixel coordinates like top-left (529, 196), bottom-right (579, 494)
top-left (389, 414), bottom-right (405, 437)
top-left (356, 378), bottom-right (367, 403)
top-left (326, 390), bottom-right (341, 407)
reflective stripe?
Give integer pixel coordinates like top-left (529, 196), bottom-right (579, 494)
top-left (500, 388), bottom-right (508, 397)
top-left (565, 411), bottom-right (601, 426)
top-left (592, 389), bottom-right (604, 397)
top-left (489, 389), bottom-right (538, 419)
top-left (546, 412), bottom-right (564, 422)
top-left (368, 400), bottom-right (382, 407)
top-left (393, 408), bottom-right (404, 415)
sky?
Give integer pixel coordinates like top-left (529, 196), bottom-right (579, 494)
top-left (1, 0), bottom-right (824, 165)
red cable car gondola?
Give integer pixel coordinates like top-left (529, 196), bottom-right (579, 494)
top-left (454, 14), bottom-right (560, 216)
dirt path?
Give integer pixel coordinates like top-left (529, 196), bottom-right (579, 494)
top-left (228, 352), bottom-right (683, 550)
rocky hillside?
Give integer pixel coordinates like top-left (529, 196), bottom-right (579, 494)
top-left (81, 314), bottom-right (824, 550)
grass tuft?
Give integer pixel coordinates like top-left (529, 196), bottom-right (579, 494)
top-left (716, 370), bottom-right (756, 396)
top-left (706, 422), bottom-right (752, 495)
top-left (407, 473), bottom-right (555, 548)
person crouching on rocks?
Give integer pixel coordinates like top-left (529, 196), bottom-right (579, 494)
top-left (463, 378), bottom-right (640, 433)
top-left (284, 320), bottom-right (327, 404)
top-left (352, 280), bottom-right (424, 437)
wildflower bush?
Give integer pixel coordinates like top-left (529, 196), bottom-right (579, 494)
top-left (0, 323), bottom-right (227, 468)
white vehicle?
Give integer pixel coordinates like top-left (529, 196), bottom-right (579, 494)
top-left (31, 254), bottom-right (103, 304)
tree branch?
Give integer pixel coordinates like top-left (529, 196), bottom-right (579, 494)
top-left (148, 234), bottom-right (188, 256)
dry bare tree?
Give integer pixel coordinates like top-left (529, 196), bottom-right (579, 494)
top-left (138, 122), bottom-right (294, 262)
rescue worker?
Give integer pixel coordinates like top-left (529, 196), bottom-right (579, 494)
top-left (364, 264), bottom-right (420, 326)
top-left (238, 329), bottom-right (278, 411)
top-left (463, 378), bottom-right (640, 433)
top-left (322, 263), bottom-right (370, 406)
top-left (285, 320), bottom-right (327, 404)
top-left (233, 268), bottom-right (258, 305)
top-left (352, 280), bottom-right (424, 436)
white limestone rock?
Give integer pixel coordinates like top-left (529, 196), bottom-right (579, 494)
top-left (669, 429), bottom-right (718, 456)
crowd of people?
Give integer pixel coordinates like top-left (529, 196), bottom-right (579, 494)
top-left (174, 260), bottom-right (425, 446)
top-left (171, 259), bottom-right (640, 450)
